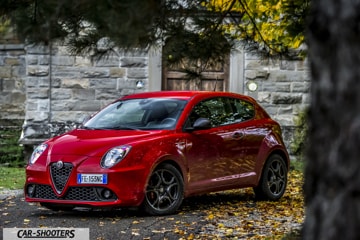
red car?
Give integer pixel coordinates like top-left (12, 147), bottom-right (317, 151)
top-left (25, 91), bottom-right (289, 215)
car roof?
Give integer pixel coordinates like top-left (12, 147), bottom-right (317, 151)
top-left (121, 91), bottom-right (255, 102)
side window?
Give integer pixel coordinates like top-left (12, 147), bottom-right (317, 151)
top-left (188, 101), bottom-right (212, 127)
top-left (206, 98), bottom-right (227, 127)
top-left (187, 97), bottom-right (255, 128)
top-left (188, 98), bottom-right (229, 127)
top-left (230, 98), bottom-right (255, 123)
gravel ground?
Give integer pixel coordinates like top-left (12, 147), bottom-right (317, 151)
top-left (0, 189), bottom-right (23, 200)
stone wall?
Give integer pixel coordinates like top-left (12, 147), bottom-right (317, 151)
top-left (243, 53), bottom-right (310, 153)
top-left (20, 44), bottom-right (149, 146)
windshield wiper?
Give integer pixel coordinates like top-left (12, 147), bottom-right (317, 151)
top-left (81, 125), bottom-right (138, 130)
top-left (81, 126), bottom-right (96, 130)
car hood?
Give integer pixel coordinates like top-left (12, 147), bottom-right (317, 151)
top-left (46, 129), bottom-right (166, 157)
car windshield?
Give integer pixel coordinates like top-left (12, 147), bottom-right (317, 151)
top-left (83, 98), bottom-right (187, 130)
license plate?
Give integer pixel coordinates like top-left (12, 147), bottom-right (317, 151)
top-left (77, 174), bottom-right (108, 184)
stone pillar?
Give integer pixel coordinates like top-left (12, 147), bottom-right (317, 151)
top-left (0, 44), bottom-right (26, 122)
top-left (0, 44), bottom-right (27, 163)
top-left (229, 47), bottom-right (245, 94)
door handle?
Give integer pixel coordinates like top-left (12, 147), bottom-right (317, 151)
top-left (232, 132), bottom-right (244, 139)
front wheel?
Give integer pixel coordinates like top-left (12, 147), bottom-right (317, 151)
top-left (254, 154), bottom-right (288, 201)
top-left (142, 164), bottom-right (184, 215)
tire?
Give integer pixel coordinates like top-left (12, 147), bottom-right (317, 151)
top-left (254, 154), bottom-right (287, 201)
top-left (142, 164), bottom-right (184, 215)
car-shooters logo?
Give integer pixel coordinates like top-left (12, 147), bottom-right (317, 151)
top-left (3, 228), bottom-right (89, 240)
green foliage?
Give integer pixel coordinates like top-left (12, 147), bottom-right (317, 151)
top-left (281, 228), bottom-right (302, 239)
top-left (163, 26), bottom-right (233, 77)
top-left (1, 0), bottom-right (308, 58)
top-left (206, 0), bottom-right (309, 57)
top-left (0, 128), bottom-right (25, 167)
top-left (0, 17), bottom-right (11, 35)
top-left (1, 0), bottom-right (162, 48)
top-left (291, 108), bottom-right (308, 161)
top-left (290, 159), bottom-right (305, 172)
top-left (0, 167), bottom-right (25, 190)
top-left (0, 0), bottom-right (309, 85)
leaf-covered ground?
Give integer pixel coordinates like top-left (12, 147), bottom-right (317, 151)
top-left (175, 170), bottom-right (304, 239)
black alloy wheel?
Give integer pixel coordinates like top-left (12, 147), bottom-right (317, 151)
top-left (142, 164), bottom-right (184, 215)
top-left (254, 154), bottom-right (288, 201)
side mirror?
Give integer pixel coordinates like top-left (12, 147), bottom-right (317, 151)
top-left (193, 118), bottom-right (212, 129)
top-left (184, 117), bottom-right (212, 132)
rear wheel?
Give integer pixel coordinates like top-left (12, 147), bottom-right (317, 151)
top-left (254, 154), bottom-right (287, 200)
top-left (142, 164), bottom-right (184, 215)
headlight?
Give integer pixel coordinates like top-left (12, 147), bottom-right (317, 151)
top-left (101, 145), bottom-right (131, 168)
top-left (29, 144), bottom-right (48, 165)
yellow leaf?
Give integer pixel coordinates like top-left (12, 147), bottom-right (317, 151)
top-left (207, 214), bottom-right (214, 220)
top-left (225, 228), bottom-right (233, 235)
top-left (187, 233), bottom-right (195, 239)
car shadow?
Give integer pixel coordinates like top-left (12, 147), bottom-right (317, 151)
top-left (181, 188), bottom-right (256, 211)
top-left (30, 188), bottom-right (256, 219)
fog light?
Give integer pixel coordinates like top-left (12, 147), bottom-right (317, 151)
top-left (102, 189), bottom-right (112, 199)
top-left (27, 185), bottom-right (35, 197)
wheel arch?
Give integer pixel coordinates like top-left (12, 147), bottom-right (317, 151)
top-left (153, 159), bottom-right (184, 178)
top-left (146, 158), bottom-right (187, 191)
top-left (268, 149), bottom-right (290, 170)
top-left (256, 148), bottom-right (289, 185)
top-left (141, 158), bottom-right (186, 215)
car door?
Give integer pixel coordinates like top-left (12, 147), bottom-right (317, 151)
top-left (185, 97), bottom-right (246, 191)
top-left (228, 97), bottom-right (265, 175)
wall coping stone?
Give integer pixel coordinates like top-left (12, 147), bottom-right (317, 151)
top-left (0, 44), bottom-right (25, 50)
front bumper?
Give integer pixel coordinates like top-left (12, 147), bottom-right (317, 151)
top-left (25, 157), bottom-right (149, 208)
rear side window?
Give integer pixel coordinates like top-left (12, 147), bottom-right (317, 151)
top-left (230, 98), bottom-right (255, 123)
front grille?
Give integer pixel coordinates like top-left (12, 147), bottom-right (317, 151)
top-left (29, 184), bottom-right (117, 201)
top-left (66, 187), bottom-right (99, 201)
top-left (50, 162), bottom-right (73, 194)
top-left (34, 184), bottom-right (57, 199)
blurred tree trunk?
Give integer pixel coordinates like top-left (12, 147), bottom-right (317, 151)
top-left (304, 0), bottom-right (360, 239)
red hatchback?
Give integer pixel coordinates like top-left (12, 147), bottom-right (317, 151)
top-left (25, 91), bottom-right (289, 215)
